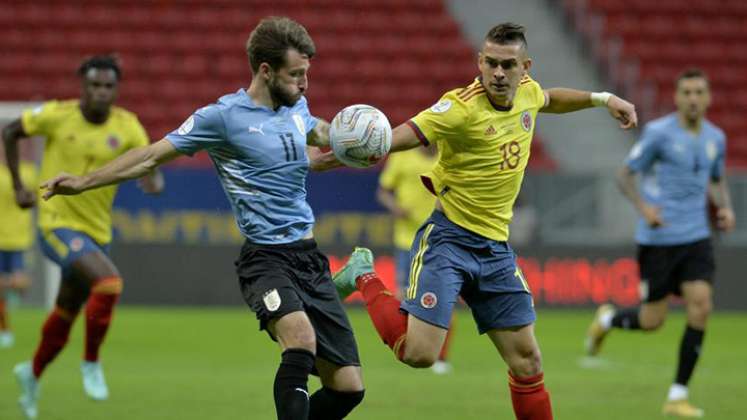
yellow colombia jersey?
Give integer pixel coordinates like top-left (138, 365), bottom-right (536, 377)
top-left (408, 76), bottom-right (545, 242)
top-left (0, 162), bottom-right (38, 250)
top-left (21, 100), bottom-right (150, 245)
top-left (379, 149), bottom-right (438, 250)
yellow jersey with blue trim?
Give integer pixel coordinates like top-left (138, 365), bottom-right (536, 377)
top-left (21, 100), bottom-right (150, 244)
top-left (407, 76), bottom-right (545, 242)
top-left (0, 162), bottom-right (37, 250)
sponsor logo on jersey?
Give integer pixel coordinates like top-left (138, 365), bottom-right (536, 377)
top-left (484, 125), bottom-right (497, 136)
top-left (70, 237), bottom-right (84, 252)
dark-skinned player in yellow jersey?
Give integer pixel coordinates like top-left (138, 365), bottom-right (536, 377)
top-left (325, 23), bottom-right (637, 420)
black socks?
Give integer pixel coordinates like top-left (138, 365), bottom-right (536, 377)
top-left (274, 348), bottom-right (316, 420)
top-left (309, 387), bottom-right (365, 420)
top-left (611, 307), bottom-right (642, 330)
top-left (675, 325), bottom-right (705, 386)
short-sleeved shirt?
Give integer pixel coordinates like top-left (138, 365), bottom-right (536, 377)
top-left (625, 113), bottom-right (726, 245)
top-left (407, 76), bottom-right (546, 242)
top-left (378, 149), bottom-right (438, 250)
top-left (165, 89), bottom-right (318, 244)
top-left (22, 100), bottom-right (150, 244)
top-left (0, 162), bottom-right (37, 250)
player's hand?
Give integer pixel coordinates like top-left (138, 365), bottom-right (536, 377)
top-left (41, 172), bottom-right (86, 200)
top-left (14, 187), bottom-right (36, 209)
top-left (641, 204), bottom-right (664, 228)
top-left (715, 207), bottom-right (736, 232)
top-left (607, 95), bottom-right (638, 130)
top-left (138, 171), bottom-right (165, 194)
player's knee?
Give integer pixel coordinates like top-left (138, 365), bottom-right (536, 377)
top-left (91, 276), bottom-right (123, 295)
top-left (508, 346), bottom-right (543, 377)
top-left (401, 348), bottom-right (438, 368)
top-left (639, 311), bottom-right (666, 331)
top-left (687, 298), bottom-right (712, 325)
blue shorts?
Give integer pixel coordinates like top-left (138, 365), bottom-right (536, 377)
top-left (39, 229), bottom-right (110, 273)
top-left (395, 248), bottom-right (412, 294)
top-left (0, 251), bottom-right (25, 274)
top-left (401, 211), bottom-right (536, 334)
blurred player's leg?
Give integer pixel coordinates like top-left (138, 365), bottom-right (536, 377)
top-left (0, 274), bottom-right (11, 348)
top-left (488, 324), bottom-right (553, 420)
top-left (269, 311), bottom-right (317, 420)
top-left (432, 314), bottom-right (456, 374)
top-left (68, 251), bottom-right (122, 401)
top-left (586, 299), bottom-right (668, 356)
top-left (309, 358), bottom-right (364, 420)
top-left (662, 280), bottom-right (710, 418)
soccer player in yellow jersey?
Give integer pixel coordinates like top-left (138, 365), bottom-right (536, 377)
top-left (0, 144), bottom-right (37, 349)
top-left (2, 55), bottom-right (163, 419)
top-left (332, 23), bottom-right (637, 420)
top-left (377, 145), bottom-right (456, 374)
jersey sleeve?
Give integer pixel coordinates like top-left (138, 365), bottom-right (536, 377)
top-left (379, 154), bottom-right (402, 190)
top-left (165, 104), bottom-right (226, 156)
top-left (408, 93), bottom-right (468, 146)
top-left (625, 124), bottom-right (663, 173)
top-left (523, 77), bottom-right (546, 109)
top-left (20, 101), bottom-right (59, 137)
top-left (711, 135), bottom-right (726, 181)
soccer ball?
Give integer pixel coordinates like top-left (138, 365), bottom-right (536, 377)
top-left (329, 104), bottom-right (392, 168)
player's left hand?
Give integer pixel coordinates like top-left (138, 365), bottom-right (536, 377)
top-left (607, 95), bottom-right (638, 129)
top-left (716, 207), bottom-right (736, 232)
top-left (41, 172), bottom-right (86, 200)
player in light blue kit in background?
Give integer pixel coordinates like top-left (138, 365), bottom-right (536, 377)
top-left (38, 16), bottom-right (366, 420)
top-left (586, 68), bottom-right (736, 418)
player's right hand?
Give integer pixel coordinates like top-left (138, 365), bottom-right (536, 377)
top-left (41, 172), bottom-right (85, 200)
top-left (641, 205), bottom-right (664, 228)
top-left (14, 188), bottom-right (36, 209)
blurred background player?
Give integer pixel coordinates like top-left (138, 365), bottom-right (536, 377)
top-left (2, 55), bottom-right (163, 419)
top-left (37, 17), bottom-right (366, 420)
top-left (376, 145), bottom-right (456, 374)
top-left (586, 68), bottom-right (735, 418)
top-left (333, 22), bottom-right (637, 420)
top-left (0, 140), bottom-right (37, 349)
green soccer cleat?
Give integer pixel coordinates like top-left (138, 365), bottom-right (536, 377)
top-left (81, 361), bottom-right (109, 401)
top-left (14, 361), bottom-right (39, 419)
top-left (332, 247), bottom-right (374, 300)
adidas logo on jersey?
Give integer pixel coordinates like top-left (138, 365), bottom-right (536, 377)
top-left (484, 125), bottom-right (497, 136)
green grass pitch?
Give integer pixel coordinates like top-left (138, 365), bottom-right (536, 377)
top-left (1, 307), bottom-right (743, 419)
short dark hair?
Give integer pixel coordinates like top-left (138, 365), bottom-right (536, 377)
top-left (246, 16), bottom-right (316, 73)
top-left (485, 23), bottom-right (527, 48)
top-left (676, 68), bottom-right (709, 88)
top-left (77, 55), bottom-right (122, 80)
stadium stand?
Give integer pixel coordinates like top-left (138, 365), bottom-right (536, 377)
top-left (563, 0), bottom-right (747, 168)
top-left (0, 0), bottom-right (556, 169)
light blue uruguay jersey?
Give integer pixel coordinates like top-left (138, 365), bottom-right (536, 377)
top-left (625, 113), bottom-right (726, 246)
top-left (166, 89), bottom-right (318, 244)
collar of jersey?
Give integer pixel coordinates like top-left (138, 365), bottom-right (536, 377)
top-left (239, 88), bottom-right (289, 113)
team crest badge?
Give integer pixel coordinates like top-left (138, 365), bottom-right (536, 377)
top-left (520, 111), bottom-right (532, 132)
top-left (263, 289), bottom-right (282, 312)
top-left (107, 135), bottom-right (120, 149)
top-left (420, 292), bottom-right (438, 309)
top-left (292, 114), bottom-right (306, 135)
top-left (70, 237), bottom-right (84, 252)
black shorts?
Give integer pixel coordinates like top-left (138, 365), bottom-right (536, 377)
top-left (235, 238), bottom-right (360, 367)
top-left (637, 238), bottom-right (715, 302)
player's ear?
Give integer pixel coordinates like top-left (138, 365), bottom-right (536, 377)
top-left (522, 58), bottom-right (532, 76)
top-left (258, 62), bottom-right (273, 81)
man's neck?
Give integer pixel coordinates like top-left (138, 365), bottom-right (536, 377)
top-left (678, 113), bottom-right (702, 135)
top-left (79, 103), bottom-right (109, 124)
top-left (247, 82), bottom-right (276, 110)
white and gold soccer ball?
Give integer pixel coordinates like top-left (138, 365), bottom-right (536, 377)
top-left (329, 104), bottom-right (392, 168)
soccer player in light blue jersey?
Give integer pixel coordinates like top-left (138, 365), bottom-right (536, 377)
top-left (586, 68), bottom-right (736, 418)
top-left (39, 17), bottom-right (365, 420)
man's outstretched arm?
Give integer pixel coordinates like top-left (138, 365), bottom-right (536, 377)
top-left (42, 139), bottom-right (181, 199)
top-left (541, 88), bottom-right (638, 129)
